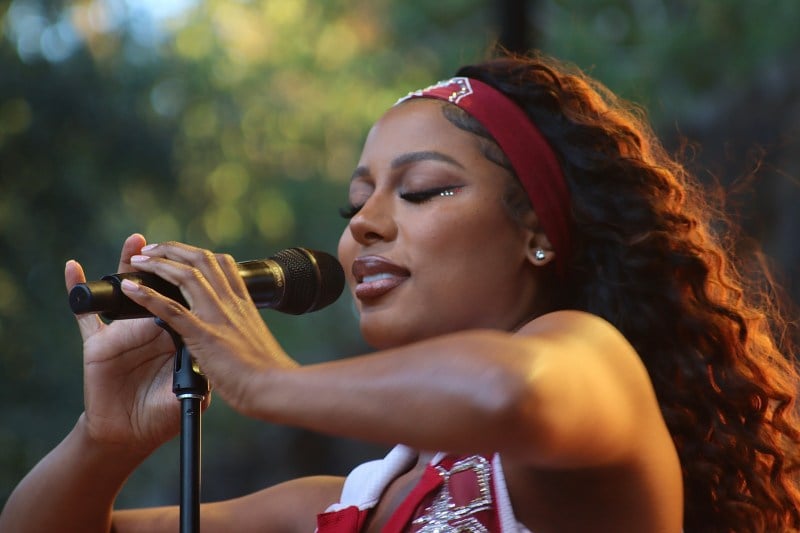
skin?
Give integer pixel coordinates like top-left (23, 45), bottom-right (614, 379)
top-left (338, 100), bottom-right (556, 350)
top-left (0, 99), bottom-right (683, 532)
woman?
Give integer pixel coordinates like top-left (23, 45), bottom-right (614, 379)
top-left (2, 52), bottom-right (798, 532)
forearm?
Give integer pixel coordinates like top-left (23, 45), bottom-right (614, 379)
top-left (0, 414), bottom-right (149, 533)
top-left (251, 329), bottom-right (539, 457)
top-left (248, 314), bottom-right (652, 468)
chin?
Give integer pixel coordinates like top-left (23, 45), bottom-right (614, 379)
top-left (360, 326), bottom-right (416, 350)
top-left (359, 315), bottom-right (458, 350)
top-left (358, 314), bottom-right (423, 349)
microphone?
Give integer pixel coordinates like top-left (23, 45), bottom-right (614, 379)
top-left (69, 248), bottom-right (345, 320)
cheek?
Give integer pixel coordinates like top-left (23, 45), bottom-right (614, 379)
top-left (429, 211), bottom-right (526, 285)
top-left (431, 205), bottom-right (516, 252)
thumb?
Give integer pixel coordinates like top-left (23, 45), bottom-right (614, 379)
top-left (66, 259), bottom-right (103, 339)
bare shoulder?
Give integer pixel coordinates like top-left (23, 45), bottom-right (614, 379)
top-left (517, 310), bottom-right (649, 385)
top-left (508, 309), bottom-right (672, 467)
top-left (504, 311), bottom-right (684, 531)
top-left (518, 309), bottom-right (630, 344)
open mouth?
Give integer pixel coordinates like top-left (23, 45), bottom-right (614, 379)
top-left (353, 256), bottom-right (410, 300)
top-left (361, 272), bottom-right (397, 284)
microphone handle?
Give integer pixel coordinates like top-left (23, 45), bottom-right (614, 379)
top-left (69, 261), bottom-right (285, 321)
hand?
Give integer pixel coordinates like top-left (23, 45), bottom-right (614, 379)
top-left (114, 240), bottom-right (298, 417)
top-left (68, 234), bottom-right (187, 454)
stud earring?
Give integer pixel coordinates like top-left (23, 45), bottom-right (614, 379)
top-left (534, 248), bottom-right (546, 261)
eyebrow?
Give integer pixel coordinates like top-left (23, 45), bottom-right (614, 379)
top-left (351, 150), bottom-right (465, 181)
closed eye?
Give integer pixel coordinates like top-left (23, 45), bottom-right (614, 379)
top-left (400, 186), bottom-right (463, 204)
top-left (340, 185), bottom-right (463, 219)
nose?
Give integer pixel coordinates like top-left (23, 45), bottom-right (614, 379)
top-left (347, 191), bottom-right (397, 245)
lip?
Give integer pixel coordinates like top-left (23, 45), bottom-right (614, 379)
top-left (352, 255), bottom-right (410, 300)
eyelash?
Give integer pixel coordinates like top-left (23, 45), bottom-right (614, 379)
top-left (339, 204), bottom-right (361, 219)
top-left (339, 186), bottom-right (462, 220)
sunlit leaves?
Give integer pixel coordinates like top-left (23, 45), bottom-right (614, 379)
top-left (173, 19), bottom-right (212, 60)
top-left (252, 188), bottom-right (295, 241)
top-left (535, 0), bottom-right (799, 126)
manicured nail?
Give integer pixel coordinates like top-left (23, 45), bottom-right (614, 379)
top-left (130, 255), bottom-right (150, 263)
top-left (121, 279), bottom-right (140, 292)
top-left (141, 243), bottom-right (158, 252)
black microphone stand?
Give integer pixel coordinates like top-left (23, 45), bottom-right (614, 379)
top-left (156, 319), bottom-right (209, 533)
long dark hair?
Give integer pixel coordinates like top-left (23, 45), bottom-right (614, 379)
top-left (455, 53), bottom-right (800, 532)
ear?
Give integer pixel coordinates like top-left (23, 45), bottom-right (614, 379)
top-left (525, 231), bottom-right (556, 267)
top-left (519, 209), bottom-right (556, 267)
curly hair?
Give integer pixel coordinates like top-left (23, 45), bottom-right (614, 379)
top-left (453, 53), bottom-right (800, 532)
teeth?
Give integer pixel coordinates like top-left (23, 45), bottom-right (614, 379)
top-left (362, 273), bottom-right (395, 283)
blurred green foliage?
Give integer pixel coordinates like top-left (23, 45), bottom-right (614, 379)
top-left (1, 0), bottom-right (798, 509)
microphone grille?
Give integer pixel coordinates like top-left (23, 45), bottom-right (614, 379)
top-left (270, 248), bottom-right (344, 314)
top-left (308, 249), bottom-right (346, 311)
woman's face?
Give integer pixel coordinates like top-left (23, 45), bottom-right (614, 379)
top-left (338, 99), bottom-right (540, 349)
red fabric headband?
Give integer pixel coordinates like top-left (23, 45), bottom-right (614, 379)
top-left (397, 77), bottom-right (571, 274)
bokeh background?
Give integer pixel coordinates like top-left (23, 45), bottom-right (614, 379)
top-left (1, 0), bottom-right (798, 510)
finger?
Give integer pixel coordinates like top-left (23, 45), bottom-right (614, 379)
top-left (136, 242), bottom-right (236, 300)
top-left (215, 253), bottom-right (249, 300)
top-left (117, 233), bottom-right (148, 274)
top-left (120, 277), bottom-right (204, 338)
top-left (129, 253), bottom-right (229, 317)
top-left (65, 259), bottom-right (103, 338)
top-left (132, 242), bottom-right (258, 323)
top-left (140, 241), bottom-right (224, 281)
top-left (65, 258), bottom-right (86, 291)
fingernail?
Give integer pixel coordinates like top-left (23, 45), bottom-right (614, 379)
top-left (131, 255), bottom-right (150, 263)
top-left (121, 279), bottom-right (140, 292)
top-left (141, 243), bottom-right (158, 252)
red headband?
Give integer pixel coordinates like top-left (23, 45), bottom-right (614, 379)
top-left (397, 77), bottom-right (571, 274)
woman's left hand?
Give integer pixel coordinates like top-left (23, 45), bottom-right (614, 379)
top-left (119, 241), bottom-right (298, 416)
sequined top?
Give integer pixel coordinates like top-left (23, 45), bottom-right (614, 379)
top-left (316, 445), bottom-right (533, 533)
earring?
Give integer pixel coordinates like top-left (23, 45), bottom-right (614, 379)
top-left (534, 248), bottom-right (546, 261)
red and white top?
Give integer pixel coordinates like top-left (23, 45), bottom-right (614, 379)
top-left (316, 445), bottom-right (532, 533)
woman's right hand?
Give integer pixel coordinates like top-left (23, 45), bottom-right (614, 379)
top-left (67, 233), bottom-right (187, 455)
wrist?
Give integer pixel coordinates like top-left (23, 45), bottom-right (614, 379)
top-left (238, 365), bottom-right (293, 422)
top-left (74, 413), bottom-right (153, 468)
